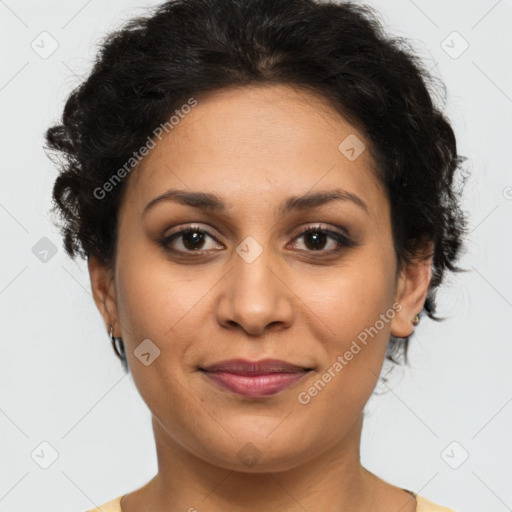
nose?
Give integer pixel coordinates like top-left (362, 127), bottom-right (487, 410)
top-left (216, 246), bottom-right (294, 336)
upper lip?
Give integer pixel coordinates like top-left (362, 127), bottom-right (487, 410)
top-left (201, 358), bottom-right (311, 374)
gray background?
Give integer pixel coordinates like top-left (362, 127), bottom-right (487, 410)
top-left (1, 1), bottom-right (511, 511)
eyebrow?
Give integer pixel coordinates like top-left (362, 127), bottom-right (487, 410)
top-left (142, 187), bottom-right (369, 218)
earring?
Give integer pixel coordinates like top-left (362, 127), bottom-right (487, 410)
top-left (411, 313), bottom-right (420, 326)
top-left (109, 323), bottom-right (124, 360)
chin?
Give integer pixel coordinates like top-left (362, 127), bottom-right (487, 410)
top-left (186, 424), bottom-right (318, 473)
top-left (202, 443), bottom-right (310, 473)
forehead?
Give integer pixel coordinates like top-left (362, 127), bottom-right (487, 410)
top-left (122, 84), bottom-right (388, 223)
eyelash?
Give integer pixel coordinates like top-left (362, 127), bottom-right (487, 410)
top-left (159, 224), bottom-right (356, 257)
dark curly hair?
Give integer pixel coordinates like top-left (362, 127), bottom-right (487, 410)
top-left (45, 0), bottom-right (469, 372)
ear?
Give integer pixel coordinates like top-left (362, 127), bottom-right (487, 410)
top-left (390, 241), bottom-right (434, 338)
top-left (88, 255), bottom-right (119, 336)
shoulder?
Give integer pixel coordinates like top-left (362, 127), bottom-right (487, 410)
top-left (416, 494), bottom-right (458, 511)
top-left (85, 495), bottom-right (123, 512)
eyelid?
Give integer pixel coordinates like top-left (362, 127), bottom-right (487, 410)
top-left (164, 223), bottom-right (218, 239)
top-left (292, 223), bottom-right (352, 240)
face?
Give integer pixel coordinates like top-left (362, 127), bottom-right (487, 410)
top-left (90, 84), bottom-right (431, 472)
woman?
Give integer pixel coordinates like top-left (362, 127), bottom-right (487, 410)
top-left (45, 0), bottom-right (468, 510)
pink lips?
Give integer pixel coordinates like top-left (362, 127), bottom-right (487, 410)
top-left (200, 358), bottom-right (311, 398)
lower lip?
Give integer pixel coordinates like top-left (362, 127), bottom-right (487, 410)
top-left (201, 370), bottom-right (309, 398)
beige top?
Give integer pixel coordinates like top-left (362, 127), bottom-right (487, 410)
top-left (86, 492), bottom-right (457, 511)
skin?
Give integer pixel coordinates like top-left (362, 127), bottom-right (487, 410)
top-left (89, 84), bottom-right (432, 512)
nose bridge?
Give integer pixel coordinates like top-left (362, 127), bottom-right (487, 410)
top-left (216, 235), bottom-right (293, 335)
top-left (235, 236), bottom-right (277, 295)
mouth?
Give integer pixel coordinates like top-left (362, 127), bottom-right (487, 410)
top-left (199, 358), bottom-right (313, 398)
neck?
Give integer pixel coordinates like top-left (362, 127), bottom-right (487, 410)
top-left (142, 413), bottom-right (382, 512)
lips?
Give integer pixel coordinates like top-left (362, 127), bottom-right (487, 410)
top-left (201, 358), bottom-right (310, 374)
top-left (200, 358), bottom-right (312, 398)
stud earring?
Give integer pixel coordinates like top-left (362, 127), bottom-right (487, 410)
top-left (411, 313), bottom-right (420, 326)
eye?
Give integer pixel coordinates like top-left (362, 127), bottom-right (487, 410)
top-left (159, 223), bottom-right (356, 256)
top-left (289, 224), bottom-right (355, 254)
top-left (160, 225), bottom-right (223, 253)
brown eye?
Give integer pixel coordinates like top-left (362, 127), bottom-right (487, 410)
top-left (180, 229), bottom-right (206, 250)
top-left (160, 223), bottom-right (356, 258)
top-left (302, 229), bottom-right (328, 250)
top-left (160, 226), bottom-right (223, 253)
top-left (290, 225), bottom-right (355, 254)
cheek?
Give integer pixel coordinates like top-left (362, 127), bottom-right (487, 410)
top-left (113, 256), bottom-right (198, 418)
top-left (292, 279), bottom-right (395, 440)
top-left (113, 248), bottom-right (225, 393)
top-left (298, 255), bottom-right (396, 343)
top-left (295, 251), bottom-right (397, 399)
top-left (114, 241), bottom-right (201, 339)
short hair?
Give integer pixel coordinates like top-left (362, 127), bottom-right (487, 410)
top-left (45, 0), bottom-right (469, 369)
